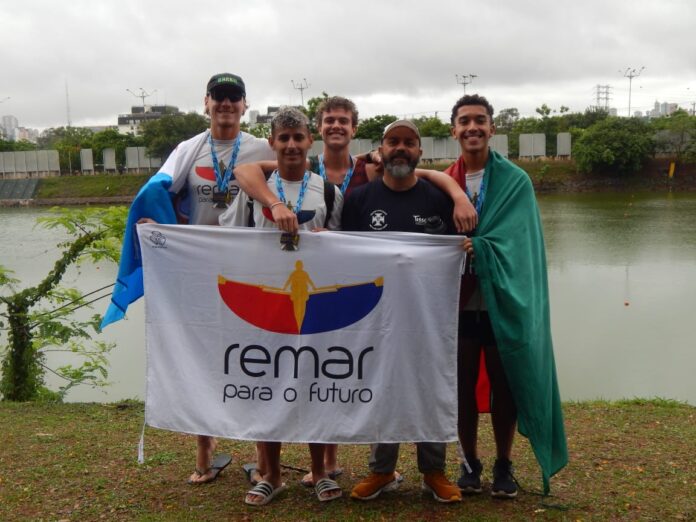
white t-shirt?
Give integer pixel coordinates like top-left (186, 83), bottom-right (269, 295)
top-left (186, 133), bottom-right (275, 225)
top-left (463, 168), bottom-right (487, 311)
top-left (219, 171), bottom-right (343, 231)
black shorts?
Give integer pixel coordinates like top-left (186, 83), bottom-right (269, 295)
top-left (458, 311), bottom-right (496, 346)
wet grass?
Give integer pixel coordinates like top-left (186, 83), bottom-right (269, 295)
top-left (1, 399), bottom-right (694, 521)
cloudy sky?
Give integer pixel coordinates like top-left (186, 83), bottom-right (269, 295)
top-left (2, 0), bottom-right (695, 131)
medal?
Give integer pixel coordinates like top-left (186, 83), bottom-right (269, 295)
top-left (274, 170), bottom-right (310, 250)
top-left (212, 190), bottom-right (228, 208)
top-left (209, 132), bottom-right (242, 208)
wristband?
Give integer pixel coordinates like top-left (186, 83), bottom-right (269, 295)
top-left (364, 150), bottom-right (374, 164)
top-left (269, 201), bottom-right (285, 210)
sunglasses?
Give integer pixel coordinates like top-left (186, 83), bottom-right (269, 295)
top-left (209, 89), bottom-right (243, 103)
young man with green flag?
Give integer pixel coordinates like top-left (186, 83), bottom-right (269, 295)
top-left (447, 94), bottom-right (568, 498)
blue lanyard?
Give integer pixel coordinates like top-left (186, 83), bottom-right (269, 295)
top-left (465, 173), bottom-right (487, 216)
top-left (274, 170), bottom-right (311, 214)
top-left (318, 154), bottom-right (354, 195)
top-left (208, 132), bottom-right (242, 192)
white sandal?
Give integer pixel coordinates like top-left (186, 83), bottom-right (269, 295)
top-left (315, 477), bottom-right (342, 502)
top-left (244, 480), bottom-right (286, 506)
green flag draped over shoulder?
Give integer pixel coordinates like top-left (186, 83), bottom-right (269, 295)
top-left (472, 150), bottom-right (568, 494)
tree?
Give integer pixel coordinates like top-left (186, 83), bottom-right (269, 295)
top-left (38, 127), bottom-right (95, 172)
top-left (140, 112), bottom-right (209, 159)
top-left (651, 110), bottom-right (696, 163)
top-left (305, 91), bottom-right (330, 137)
top-left (355, 114), bottom-right (398, 142)
top-left (494, 108), bottom-right (520, 134)
top-left (573, 117), bottom-right (654, 175)
top-left (0, 207), bottom-right (126, 401)
top-left (91, 129), bottom-right (142, 170)
top-left (412, 116), bottom-right (451, 138)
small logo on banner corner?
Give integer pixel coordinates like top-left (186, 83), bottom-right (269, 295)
top-left (218, 260), bottom-right (384, 334)
top-left (148, 231), bottom-right (167, 248)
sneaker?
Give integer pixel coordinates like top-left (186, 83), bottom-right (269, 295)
top-left (457, 458), bottom-right (483, 494)
top-left (491, 458), bottom-right (518, 498)
top-left (422, 471), bottom-right (462, 503)
top-left (350, 472), bottom-right (401, 501)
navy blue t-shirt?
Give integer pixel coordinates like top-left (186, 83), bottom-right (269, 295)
top-left (341, 177), bottom-right (454, 233)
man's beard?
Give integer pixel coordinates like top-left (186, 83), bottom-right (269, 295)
top-left (384, 154), bottom-right (418, 178)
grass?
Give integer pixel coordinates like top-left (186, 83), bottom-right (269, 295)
top-left (1, 399), bottom-right (694, 521)
top-left (35, 174), bottom-right (149, 199)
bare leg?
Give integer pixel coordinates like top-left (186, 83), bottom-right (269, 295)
top-left (253, 441), bottom-right (266, 484)
top-left (245, 442), bottom-right (282, 504)
top-left (188, 435), bottom-right (216, 483)
top-left (302, 443), bottom-right (340, 485)
top-left (483, 344), bottom-right (517, 459)
top-left (309, 443), bottom-right (341, 500)
top-left (458, 336), bottom-right (482, 461)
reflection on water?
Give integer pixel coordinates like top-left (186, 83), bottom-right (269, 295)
top-left (1, 193), bottom-right (695, 404)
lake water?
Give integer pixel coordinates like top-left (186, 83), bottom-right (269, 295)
top-left (1, 192), bottom-right (695, 405)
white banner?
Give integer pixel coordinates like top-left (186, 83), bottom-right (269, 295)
top-left (140, 224), bottom-right (465, 443)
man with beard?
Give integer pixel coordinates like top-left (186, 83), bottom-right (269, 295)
top-left (446, 94), bottom-right (567, 498)
top-left (341, 120), bottom-right (462, 503)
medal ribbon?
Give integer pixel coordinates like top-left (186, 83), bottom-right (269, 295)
top-left (318, 154), bottom-right (354, 195)
top-left (208, 132), bottom-right (242, 192)
top-left (274, 170), bottom-right (311, 214)
top-left (465, 173), bottom-right (487, 216)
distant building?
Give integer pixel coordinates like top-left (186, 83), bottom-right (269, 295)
top-left (14, 127), bottom-right (39, 143)
top-left (1, 114), bottom-right (19, 140)
top-left (252, 105), bottom-right (304, 126)
top-left (117, 105), bottom-right (181, 135)
top-left (649, 100), bottom-right (679, 118)
top-left (608, 108), bottom-right (618, 116)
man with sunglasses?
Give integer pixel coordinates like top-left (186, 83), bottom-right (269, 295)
top-left (123, 73), bottom-right (275, 485)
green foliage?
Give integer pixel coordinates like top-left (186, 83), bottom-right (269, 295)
top-left (90, 129), bottom-right (143, 169)
top-left (243, 123), bottom-right (271, 139)
top-left (38, 126), bottom-right (95, 172)
top-left (650, 110), bottom-right (696, 163)
top-left (355, 114), bottom-right (398, 142)
top-left (140, 112), bottom-right (209, 160)
top-left (493, 107), bottom-right (520, 133)
top-left (411, 116), bottom-right (451, 138)
top-left (305, 91), bottom-right (330, 137)
top-left (573, 117), bottom-right (654, 175)
top-left (0, 207), bottom-right (127, 401)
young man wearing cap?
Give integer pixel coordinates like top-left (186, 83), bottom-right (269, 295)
top-left (341, 120), bottom-right (462, 504)
top-left (234, 97), bottom-right (478, 235)
top-left (447, 94), bottom-right (567, 498)
top-left (129, 73), bottom-right (275, 485)
top-left (219, 107), bottom-right (343, 505)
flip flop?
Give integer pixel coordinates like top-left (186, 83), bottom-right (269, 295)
top-left (300, 467), bottom-right (344, 487)
top-left (244, 480), bottom-right (287, 506)
top-left (187, 453), bottom-right (232, 485)
top-left (315, 477), bottom-right (342, 502)
top-left (242, 462), bottom-right (260, 486)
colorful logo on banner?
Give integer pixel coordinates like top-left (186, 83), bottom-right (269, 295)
top-left (218, 261), bottom-right (384, 334)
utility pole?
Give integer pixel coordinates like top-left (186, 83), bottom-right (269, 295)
top-left (126, 87), bottom-right (157, 111)
top-left (455, 74), bottom-right (477, 94)
top-left (65, 80), bottom-right (72, 127)
top-left (620, 67), bottom-right (645, 116)
top-left (291, 78), bottom-right (310, 107)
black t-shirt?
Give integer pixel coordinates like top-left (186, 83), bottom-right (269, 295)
top-left (342, 177), bottom-right (455, 234)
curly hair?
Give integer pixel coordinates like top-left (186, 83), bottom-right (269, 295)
top-left (450, 94), bottom-right (494, 125)
top-left (314, 96), bottom-right (358, 128)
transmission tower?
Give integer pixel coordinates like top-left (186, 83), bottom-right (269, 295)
top-left (620, 67), bottom-right (645, 116)
top-left (594, 84), bottom-right (612, 109)
top-left (291, 78), bottom-right (310, 106)
top-left (455, 74), bottom-right (477, 94)
top-left (65, 81), bottom-right (72, 127)
top-left (126, 88), bottom-right (157, 110)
